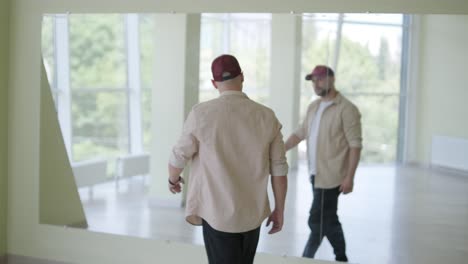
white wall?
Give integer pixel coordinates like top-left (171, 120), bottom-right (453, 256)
top-left (0, 0), bottom-right (10, 257)
top-left (14, 0), bottom-right (468, 13)
top-left (7, 0), bottom-right (468, 263)
top-left (408, 15), bottom-right (468, 165)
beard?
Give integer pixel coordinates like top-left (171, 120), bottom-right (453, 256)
top-left (315, 87), bottom-right (330, 97)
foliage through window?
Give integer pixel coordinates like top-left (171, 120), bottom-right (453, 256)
top-left (300, 13), bottom-right (405, 163)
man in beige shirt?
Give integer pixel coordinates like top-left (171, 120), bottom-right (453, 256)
top-left (168, 54), bottom-right (288, 264)
top-left (285, 65), bottom-right (362, 262)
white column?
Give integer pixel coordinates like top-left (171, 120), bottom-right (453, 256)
top-left (125, 14), bottom-right (143, 154)
top-left (55, 14), bottom-right (72, 160)
top-left (222, 14), bottom-right (231, 53)
top-left (150, 14), bottom-right (200, 205)
top-left (269, 14), bottom-right (302, 169)
top-left (332, 14), bottom-right (344, 71)
top-left (402, 15), bottom-right (420, 164)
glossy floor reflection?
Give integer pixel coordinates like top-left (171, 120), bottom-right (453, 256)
top-left (79, 163), bottom-right (468, 264)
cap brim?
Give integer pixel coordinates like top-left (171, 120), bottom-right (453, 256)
top-left (305, 74), bottom-right (312, 81)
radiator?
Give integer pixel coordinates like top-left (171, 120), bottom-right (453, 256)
top-left (116, 153), bottom-right (150, 178)
top-left (72, 159), bottom-right (108, 187)
top-left (431, 135), bottom-right (468, 171)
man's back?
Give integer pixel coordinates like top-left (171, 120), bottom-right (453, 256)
top-left (170, 91), bottom-right (288, 233)
top-left (168, 54), bottom-right (288, 264)
top-left (195, 91), bottom-right (280, 177)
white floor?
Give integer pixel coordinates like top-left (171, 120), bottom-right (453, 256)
top-left (78, 163), bottom-right (468, 264)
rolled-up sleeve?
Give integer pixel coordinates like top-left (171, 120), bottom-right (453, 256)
top-left (342, 105), bottom-right (363, 149)
top-left (269, 121), bottom-right (289, 176)
top-left (169, 110), bottom-right (199, 169)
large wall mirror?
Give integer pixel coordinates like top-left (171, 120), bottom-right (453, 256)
top-left (39, 12), bottom-right (468, 263)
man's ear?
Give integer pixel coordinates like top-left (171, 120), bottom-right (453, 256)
top-left (211, 79), bottom-right (218, 89)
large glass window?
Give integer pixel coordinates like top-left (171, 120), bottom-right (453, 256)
top-left (199, 14), bottom-right (271, 105)
top-left (42, 13), bottom-right (408, 170)
top-left (69, 15), bottom-right (127, 90)
top-left (41, 15), bottom-right (57, 103)
top-left (71, 92), bottom-right (129, 161)
top-left (41, 14), bottom-right (152, 176)
top-left (301, 15), bottom-right (339, 121)
top-left (300, 14), bottom-right (407, 163)
top-left (69, 14), bottom-right (129, 162)
top-left (139, 14), bottom-right (155, 152)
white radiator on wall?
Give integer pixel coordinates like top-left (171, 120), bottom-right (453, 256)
top-left (116, 153), bottom-right (150, 178)
top-left (72, 159), bottom-right (108, 187)
top-left (431, 135), bottom-right (468, 172)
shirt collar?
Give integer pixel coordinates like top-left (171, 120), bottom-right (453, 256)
top-left (219, 90), bottom-right (248, 98)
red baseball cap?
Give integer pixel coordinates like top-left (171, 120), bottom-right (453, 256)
top-left (211, 54), bottom-right (242, 82)
top-left (305, 65), bottom-right (335, 80)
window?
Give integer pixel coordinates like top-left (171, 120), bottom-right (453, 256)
top-left (139, 14), bottom-right (155, 152)
top-left (41, 14), bottom-right (152, 176)
top-left (41, 15), bottom-right (57, 104)
top-left (300, 13), bottom-right (408, 163)
top-left (69, 14), bottom-right (129, 162)
top-left (199, 14), bottom-right (272, 105)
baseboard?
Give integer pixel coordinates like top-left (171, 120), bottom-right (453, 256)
top-left (6, 255), bottom-right (71, 264)
top-left (402, 161), bottom-right (430, 170)
top-left (430, 164), bottom-right (468, 177)
top-left (68, 220), bottom-right (88, 229)
top-left (403, 161), bottom-right (429, 168)
top-left (404, 161), bottom-right (468, 177)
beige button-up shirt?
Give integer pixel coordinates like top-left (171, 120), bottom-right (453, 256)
top-left (169, 91), bottom-right (289, 233)
top-left (294, 92), bottom-right (362, 189)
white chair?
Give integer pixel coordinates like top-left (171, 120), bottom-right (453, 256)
top-left (72, 159), bottom-right (108, 199)
top-left (115, 153), bottom-right (150, 190)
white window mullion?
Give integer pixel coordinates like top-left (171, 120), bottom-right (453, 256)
top-left (55, 14), bottom-right (72, 160)
top-left (125, 14), bottom-right (143, 154)
top-left (332, 13), bottom-right (344, 71)
top-left (398, 15), bottom-right (413, 163)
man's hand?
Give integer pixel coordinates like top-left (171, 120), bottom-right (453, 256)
top-left (339, 177), bottom-right (354, 194)
top-left (168, 176), bottom-right (185, 194)
top-left (266, 209), bottom-right (284, 234)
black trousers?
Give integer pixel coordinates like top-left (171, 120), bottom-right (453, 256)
top-left (303, 175), bottom-right (348, 262)
top-left (202, 219), bottom-right (261, 264)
